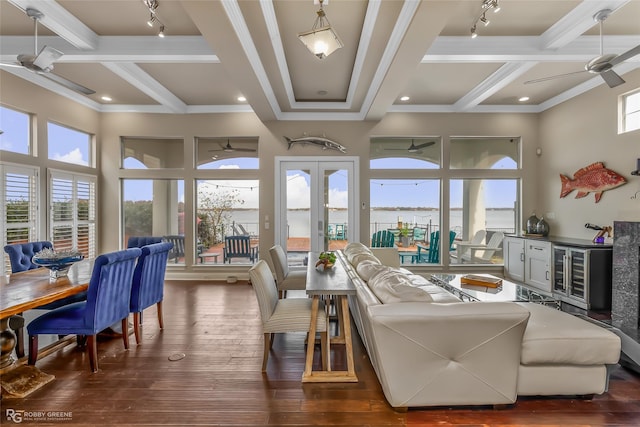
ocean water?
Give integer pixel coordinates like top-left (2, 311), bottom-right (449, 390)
top-left (230, 209), bottom-right (516, 237)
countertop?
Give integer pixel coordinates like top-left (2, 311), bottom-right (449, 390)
top-left (505, 234), bottom-right (613, 249)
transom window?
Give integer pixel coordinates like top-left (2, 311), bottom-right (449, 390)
top-left (48, 122), bottom-right (92, 166)
top-left (0, 105), bottom-right (30, 155)
top-left (621, 89), bottom-right (640, 133)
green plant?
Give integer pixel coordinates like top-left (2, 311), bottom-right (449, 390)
top-left (400, 226), bottom-right (410, 237)
top-left (318, 251), bottom-right (336, 264)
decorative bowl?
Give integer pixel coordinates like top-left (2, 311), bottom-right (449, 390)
top-left (32, 249), bottom-right (84, 279)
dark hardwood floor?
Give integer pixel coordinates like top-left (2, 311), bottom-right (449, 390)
top-left (3, 280), bottom-right (640, 426)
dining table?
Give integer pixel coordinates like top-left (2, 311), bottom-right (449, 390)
top-left (0, 259), bottom-right (92, 398)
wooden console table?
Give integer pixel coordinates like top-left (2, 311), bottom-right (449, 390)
top-left (302, 252), bottom-right (358, 383)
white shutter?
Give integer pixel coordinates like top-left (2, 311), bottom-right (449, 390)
top-left (1, 163), bottom-right (38, 274)
top-left (49, 170), bottom-right (97, 258)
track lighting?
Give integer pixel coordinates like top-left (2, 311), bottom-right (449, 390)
top-left (142, 0), bottom-right (166, 38)
top-left (470, 0), bottom-right (500, 38)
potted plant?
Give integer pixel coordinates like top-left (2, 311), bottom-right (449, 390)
top-left (400, 226), bottom-right (411, 247)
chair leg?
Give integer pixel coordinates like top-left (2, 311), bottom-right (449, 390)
top-left (28, 335), bottom-right (38, 365)
top-left (133, 312), bottom-right (141, 345)
top-left (157, 301), bottom-right (164, 329)
top-left (262, 332), bottom-right (270, 372)
top-left (87, 335), bottom-right (98, 373)
top-left (121, 318), bottom-right (130, 350)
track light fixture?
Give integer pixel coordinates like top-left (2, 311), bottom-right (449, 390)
top-left (470, 0), bottom-right (500, 38)
top-left (142, 0), bottom-right (166, 38)
top-left (298, 0), bottom-right (343, 59)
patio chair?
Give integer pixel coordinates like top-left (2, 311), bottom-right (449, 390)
top-left (461, 231), bottom-right (504, 263)
top-left (371, 230), bottom-right (395, 248)
top-left (127, 236), bottom-right (162, 248)
top-left (417, 230), bottom-right (456, 263)
top-left (452, 230), bottom-right (486, 260)
top-left (248, 260), bottom-right (327, 372)
top-left (223, 235), bottom-right (257, 263)
top-left (411, 227), bottom-right (428, 245)
top-left (162, 235), bottom-right (185, 263)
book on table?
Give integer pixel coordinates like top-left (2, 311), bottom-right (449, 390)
top-left (460, 274), bottom-right (502, 288)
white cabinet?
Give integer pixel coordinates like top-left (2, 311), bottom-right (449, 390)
top-left (504, 237), bottom-right (552, 294)
top-left (503, 237), bottom-right (525, 282)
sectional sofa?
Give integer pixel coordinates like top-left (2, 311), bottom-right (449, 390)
top-left (339, 243), bottom-right (622, 410)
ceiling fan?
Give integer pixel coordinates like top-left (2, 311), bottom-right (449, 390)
top-left (0, 8), bottom-right (95, 95)
top-left (524, 9), bottom-right (640, 89)
top-left (384, 140), bottom-right (435, 154)
top-left (209, 140), bottom-right (257, 153)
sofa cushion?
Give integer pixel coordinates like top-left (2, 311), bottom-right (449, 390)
top-left (350, 252), bottom-right (380, 269)
top-left (516, 302), bottom-right (621, 365)
top-left (416, 285), bottom-right (463, 303)
top-left (356, 260), bottom-right (386, 281)
top-left (368, 268), bottom-right (433, 304)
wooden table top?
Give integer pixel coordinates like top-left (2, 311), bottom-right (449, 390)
top-left (0, 259), bottom-right (93, 319)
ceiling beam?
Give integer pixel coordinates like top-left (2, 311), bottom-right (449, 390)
top-left (7, 0), bottom-right (98, 50)
top-left (101, 62), bottom-right (187, 113)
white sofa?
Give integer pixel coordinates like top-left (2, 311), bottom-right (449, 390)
top-left (339, 243), bottom-right (622, 410)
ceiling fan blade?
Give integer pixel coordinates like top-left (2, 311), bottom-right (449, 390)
top-left (231, 148), bottom-right (257, 152)
top-left (600, 69), bottom-right (625, 88)
top-left (33, 46), bottom-right (63, 71)
top-left (609, 44), bottom-right (640, 66)
top-left (524, 70), bottom-right (587, 85)
top-left (37, 71), bottom-right (95, 95)
top-left (413, 141), bottom-right (435, 149)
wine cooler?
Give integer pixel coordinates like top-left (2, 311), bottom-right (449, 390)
top-left (552, 246), bottom-right (612, 311)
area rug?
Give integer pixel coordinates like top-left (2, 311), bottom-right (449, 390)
top-left (1, 365), bottom-right (54, 398)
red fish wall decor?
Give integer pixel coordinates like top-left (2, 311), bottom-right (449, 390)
top-left (560, 162), bottom-right (626, 203)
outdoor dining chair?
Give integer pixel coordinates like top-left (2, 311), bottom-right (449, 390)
top-left (130, 242), bottom-right (173, 345)
top-left (248, 260), bottom-right (327, 372)
top-left (27, 248), bottom-right (142, 373)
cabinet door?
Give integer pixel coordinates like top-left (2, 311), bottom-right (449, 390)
top-left (568, 249), bottom-right (587, 302)
top-left (525, 241), bottom-right (552, 292)
top-left (503, 237), bottom-right (525, 282)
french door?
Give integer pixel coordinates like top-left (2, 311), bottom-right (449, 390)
top-left (275, 157), bottom-right (359, 264)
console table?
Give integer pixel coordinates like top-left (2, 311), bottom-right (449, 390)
top-left (302, 252), bottom-right (358, 383)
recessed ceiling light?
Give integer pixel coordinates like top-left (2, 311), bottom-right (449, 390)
top-left (400, 96), bottom-right (410, 102)
top-left (237, 96), bottom-right (246, 102)
top-left (101, 96), bottom-right (112, 102)
top-left (317, 90), bottom-right (328, 96)
top-left (518, 96), bottom-right (530, 102)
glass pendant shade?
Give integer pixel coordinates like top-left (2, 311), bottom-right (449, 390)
top-left (298, 26), bottom-right (343, 59)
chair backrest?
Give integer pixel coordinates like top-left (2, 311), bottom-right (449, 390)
top-left (130, 242), bottom-right (173, 313)
top-left (470, 230), bottom-right (487, 245)
top-left (4, 241), bottom-right (53, 273)
top-left (371, 230), bottom-right (395, 248)
top-left (248, 260), bottom-right (278, 324)
top-left (162, 235), bottom-right (185, 259)
top-left (428, 231), bottom-right (440, 263)
top-left (412, 227), bottom-right (427, 243)
top-left (448, 230), bottom-right (457, 250)
top-left (225, 235), bottom-right (251, 256)
top-left (127, 236), bottom-right (162, 248)
top-left (269, 245), bottom-right (289, 283)
top-left (84, 248), bottom-right (141, 333)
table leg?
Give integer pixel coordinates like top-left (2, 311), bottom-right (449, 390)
top-left (340, 296), bottom-right (357, 379)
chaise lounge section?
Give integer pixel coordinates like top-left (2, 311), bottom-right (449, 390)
top-left (339, 243), bottom-right (621, 410)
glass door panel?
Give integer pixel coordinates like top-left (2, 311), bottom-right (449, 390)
top-left (284, 168), bottom-right (312, 267)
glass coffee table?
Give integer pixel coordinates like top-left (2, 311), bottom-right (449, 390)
top-left (429, 273), bottom-right (560, 308)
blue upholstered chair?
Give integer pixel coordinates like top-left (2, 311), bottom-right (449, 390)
top-left (130, 242), bottom-right (173, 345)
top-left (3, 241), bottom-right (88, 358)
top-left (4, 241), bottom-right (53, 272)
top-left (27, 248), bottom-right (142, 373)
top-left (127, 236), bottom-right (162, 248)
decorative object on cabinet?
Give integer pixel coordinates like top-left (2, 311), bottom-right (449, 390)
top-left (526, 213), bottom-right (539, 234)
top-left (559, 162), bottom-right (626, 203)
top-left (535, 217), bottom-right (550, 236)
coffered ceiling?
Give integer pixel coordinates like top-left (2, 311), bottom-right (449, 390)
top-left (1, 0), bottom-right (639, 122)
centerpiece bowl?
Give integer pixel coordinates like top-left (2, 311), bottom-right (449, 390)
top-left (315, 251), bottom-right (336, 271)
top-left (32, 248), bottom-right (84, 279)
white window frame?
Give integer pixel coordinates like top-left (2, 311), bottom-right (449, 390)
top-left (49, 169), bottom-right (97, 258)
top-left (620, 88), bottom-right (640, 133)
top-left (1, 162), bottom-right (39, 274)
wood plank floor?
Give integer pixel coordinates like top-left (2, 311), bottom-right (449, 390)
top-left (3, 280), bottom-right (640, 426)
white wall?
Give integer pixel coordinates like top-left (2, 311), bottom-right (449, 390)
top-left (538, 69), bottom-right (640, 239)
